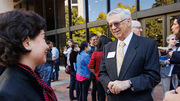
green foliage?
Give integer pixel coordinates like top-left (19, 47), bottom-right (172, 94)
top-left (65, 6), bottom-right (86, 45)
top-left (152, 0), bottom-right (175, 8)
top-left (146, 19), bottom-right (163, 46)
top-left (115, 2), bottom-right (136, 13)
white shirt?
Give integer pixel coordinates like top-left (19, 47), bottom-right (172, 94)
top-left (63, 47), bottom-right (72, 66)
top-left (116, 32), bottom-right (133, 56)
top-left (52, 47), bottom-right (59, 59)
top-left (168, 47), bottom-right (177, 76)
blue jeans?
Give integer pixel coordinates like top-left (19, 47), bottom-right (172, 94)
top-left (43, 66), bottom-right (53, 86)
top-left (35, 64), bottom-right (45, 79)
top-left (52, 58), bottom-right (59, 80)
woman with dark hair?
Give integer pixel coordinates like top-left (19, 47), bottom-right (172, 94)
top-left (69, 43), bottom-right (79, 100)
top-left (88, 35), bottom-right (109, 101)
top-left (76, 41), bottom-right (91, 101)
top-left (0, 10), bottom-right (57, 101)
top-left (164, 15), bottom-right (180, 101)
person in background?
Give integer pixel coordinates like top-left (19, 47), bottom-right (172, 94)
top-left (87, 33), bottom-right (98, 57)
top-left (165, 15), bottom-right (180, 90)
top-left (43, 40), bottom-right (54, 86)
top-left (87, 33), bottom-right (98, 101)
top-left (35, 64), bottom-right (45, 79)
top-left (99, 8), bottom-right (160, 101)
top-left (69, 43), bottom-right (79, 100)
top-left (63, 39), bottom-right (74, 67)
top-left (63, 39), bottom-right (74, 88)
top-left (131, 20), bottom-right (142, 36)
top-left (0, 10), bottom-right (57, 100)
top-left (88, 35), bottom-right (109, 101)
top-left (76, 41), bottom-right (91, 101)
top-left (164, 15), bottom-right (180, 101)
top-left (159, 34), bottom-right (177, 98)
top-left (52, 42), bottom-right (60, 81)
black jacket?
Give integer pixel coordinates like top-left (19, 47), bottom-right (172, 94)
top-left (45, 49), bottom-right (53, 67)
top-left (69, 50), bottom-right (78, 72)
top-left (0, 65), bottom-right (44, 101)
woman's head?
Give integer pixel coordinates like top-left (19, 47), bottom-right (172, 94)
top-left (68, 39), bottom-right (74, 48)
top-left (0, 10), bottom-right (47, 67)
top-left (166, 34), bottom-right (177, 47)
top-left (72, 43), bottom-right (78, 51)
top-left (79, 41), bottom-right (89, 53)
top-left (172, 15), bottom-right (180, 39)
top-left (97, 35), bottom-right (109, 51)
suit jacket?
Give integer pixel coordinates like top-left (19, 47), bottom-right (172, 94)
top-left (0, 65), bottom-right (44, 101)
top-left (170, 46), bottom-right (180, 74)
top-left (99, 34), bottom-right (160, 101)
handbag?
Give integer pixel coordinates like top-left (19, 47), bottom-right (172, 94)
top-left (65, 65), bottom-right (70, 74)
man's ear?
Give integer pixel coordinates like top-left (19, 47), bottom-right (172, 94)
top-left (22, 37), bottom-right (32, 50)
top-left (127, 18), bottom-right (131, 27)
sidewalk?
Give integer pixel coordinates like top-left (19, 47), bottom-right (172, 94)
top-left (52, 66), bottom-right (163, 101)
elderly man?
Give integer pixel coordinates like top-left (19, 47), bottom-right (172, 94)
top-left (131, 20), bottom-right (142, 36)
top-left (99, 8), bottom-right (160, 101)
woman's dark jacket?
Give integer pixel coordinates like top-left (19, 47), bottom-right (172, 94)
top-left (69, 50), bottom-right (78, 72)
top-left (0, 65), bottom-right (44, 101)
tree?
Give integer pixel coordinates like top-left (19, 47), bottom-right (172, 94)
top-left (152, 0), bottom-right (176, 8)
top-left (65, 6), bottom-right (86, 45)
top-left (89, 12), bottom-right (108, 37)
top-left (146, 19), bottom-right (163, 46)
top-left (115, 2), bottom-right (136, 13)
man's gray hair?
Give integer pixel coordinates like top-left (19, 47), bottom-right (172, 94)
top-left (107, 8), bottom-right (132, 23)
top-left (166, 34), bottom-right (176, 41)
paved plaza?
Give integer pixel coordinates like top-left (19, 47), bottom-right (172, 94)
top-left (52, 66), bottom-right (163, 101)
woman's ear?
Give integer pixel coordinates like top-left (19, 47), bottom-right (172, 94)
top-left (22, 37), bottom-right (32, 50)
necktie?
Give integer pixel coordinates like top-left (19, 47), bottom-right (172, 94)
top-left (117, 41), bottom-right (125, 76)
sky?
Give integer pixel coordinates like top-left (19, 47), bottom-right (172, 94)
top-left (82, 0), bottom-right (156, 21)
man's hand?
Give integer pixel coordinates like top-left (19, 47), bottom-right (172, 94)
top-left (52, 57), bottom-right (56, 61)
top-left (167, 51), bottom-right (173, 58)
top-left (107, 81), bottom-right (114, 93)
top-left (108, 80), bottom-right (131, 94)
top-left (165, 59), bottom-right (170, 65)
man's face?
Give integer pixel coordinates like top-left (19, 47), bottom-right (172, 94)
top-left (90, 36), bottom-right (98, 46)
top-left (48, 42), bottom-right (53, 49)
top-left (132, 21), bottom-right (142, 36)
top-left (108, 14), bottom-right (131, 41)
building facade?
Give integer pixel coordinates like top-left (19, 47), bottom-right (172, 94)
top-left (1, 0), bottom-right (180, 65)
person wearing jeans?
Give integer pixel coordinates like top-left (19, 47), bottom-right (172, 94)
top-left (43, 40), bottom-right (54, 86)
top-left (76, 41), bottom-right (91, 101)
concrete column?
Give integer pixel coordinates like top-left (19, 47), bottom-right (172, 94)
top-left (0, 0), bottom-right (13, 13)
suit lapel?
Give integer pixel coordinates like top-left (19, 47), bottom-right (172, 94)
top-left (119, 34), bottom-right (138, 80)
top-left (107, 40), bottom-right (119, 79)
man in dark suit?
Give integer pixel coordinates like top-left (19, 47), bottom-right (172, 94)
top-left (98, 8), bottom-right (160, 101)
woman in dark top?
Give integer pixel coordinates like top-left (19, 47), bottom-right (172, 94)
top-left (69, 43), bottom-right (79, 100)
top-left (164, 15), bottom-right (180, 101)
top-left (0, 10), bottom-right (57, 101)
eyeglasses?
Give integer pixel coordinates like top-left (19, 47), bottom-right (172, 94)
top-left (132, 26), bottom-right (142, 30)
top-left (108, 19), bottom-right (127, 29)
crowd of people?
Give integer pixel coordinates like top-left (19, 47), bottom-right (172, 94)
top-left (0, 8), bottom-right (180, 101)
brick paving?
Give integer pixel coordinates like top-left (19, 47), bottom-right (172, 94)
top-left (52, 66), bottom-right (163, 101)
